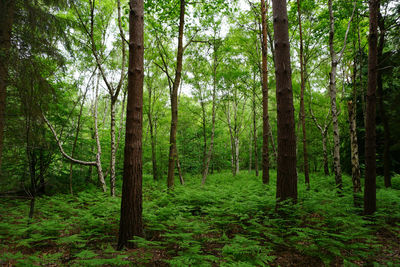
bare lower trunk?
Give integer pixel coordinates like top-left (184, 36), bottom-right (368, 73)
top-left (177, 152), bottom-right (184, 185)
top-left (235, 137), bottom-right (240, 175)
top-left (252, 76), bottom-right (259, 177)
top-left (94, 75), bottom-right (106, 193)
top-left (261, 0), bottom-right (270, 184)
top-left (322, 133), bottom-right (329, 176)
top-left (328, 0), bottom-right (341, 190)
top-left (297, 0), bottom-right (309, 187)
top-left (272, 0), bottom-right (298, 203)
top-left (249, 132), bottom-right (252, 173)
top-left (167, 0), bottom-right (185, 189)
top-left (110, 99), bottom-right (117, 196)
top-left (118, 0), bottom-right (145, 249)
top-left (364, 0), bottom-right (379, 215)
top-left (348, 101), bottom-right (361, 193)
top-left (377, 13), bottom-right (391, 188)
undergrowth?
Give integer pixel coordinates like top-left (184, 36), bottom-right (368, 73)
top-left (0, 172), bottom-right (399, 266)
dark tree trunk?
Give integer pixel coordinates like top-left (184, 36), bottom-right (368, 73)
top-left (272, 0), bottom-right (298, 202)
top-left (167, 0), bottom-right (185, 189)
top-left (377, 13), bottom-right (391, 188)
top-left (260, 0), bottom-right (270, 184)
top-left (0, 0), bottom-right (15, 172)
top-left (364, 0), bottom-right (379, 216)
top-left (118, 0), bottom-right (144, 250)
top-left (296, 0), bottom-right (309, 187)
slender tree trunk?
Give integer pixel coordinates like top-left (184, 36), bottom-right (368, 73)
top-left (272, 0), bottom-right (298, 202)
top-left (297, 0), bottom-right (309, 187)
top-left (261, 0), bottom-right (270, 184)
top-left (0, 0), bottom-right (15, 172)
top-left (268, 121), bottom-right (277, 166)
top-left (235, 136), bottom-right (240, 175)
top-left (110, 98), bottom-right (117, 196)
top-left (328, 0), bottom-right (343, 191)
top-left (348, 100), bottom-right (362, 193)
top-left (167, 0), bottom-right (185, 189)
top-left (201, 40), bottom-right (218, 185)
top-left (252, 73), bottom-right (259, 177)
top-left (377, 13), bottom-right (391, 188)
top-left (118, 0), bottom-right (144, 249)
top-left (249, 131), bottom-right (252, 173)
top-left (322, 132), bottom-right (329, 176)
top-left (147, 89), bottom-right (158, 180)
top-left (94, 76), bottom-right (107, 193)
top-left (176, 152), bottom-right (184, 185)
top-left (364, 0), bottom-right (379, 216)
top-left (201, 97), bottom-right (207, 175)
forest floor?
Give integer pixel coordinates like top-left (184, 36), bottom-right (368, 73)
top-left (1, 171), bottom-right (400, 266)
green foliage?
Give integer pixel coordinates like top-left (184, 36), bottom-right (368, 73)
top-left (2, 172), bottom-right (399, 266)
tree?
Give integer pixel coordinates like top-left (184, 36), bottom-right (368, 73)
top-left (364, 0), bottom-right (379, 216)
top-left (327, 0), bottom-right (356, 191)
top-left (272, 0), bottom-right (297, 203)
top-left (167, 0), bottom-right (186, 189)
top-left (296, 0), bottom-right (309, 187)
top-left (118, 0), bottom-right (144, 249)
top-left (260, 0), bottom-right (270, 184)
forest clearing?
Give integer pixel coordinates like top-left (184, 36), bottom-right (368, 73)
top-left (0, 0), bottom-right (399, 266)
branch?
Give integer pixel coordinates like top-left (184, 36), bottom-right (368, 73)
top-left (338, 1), bottom-right (357, 62)
top-left (42, 113), bottom-right (97, 166)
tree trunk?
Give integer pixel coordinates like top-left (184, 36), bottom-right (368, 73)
top-left (176, 152), bottom-right (184, 185)
top-left (328, 0), bottom-right (343, 191)
top-left (201, 39), bottom-right (218, 185)
top-left (272, 0), bottom-right (298, 203)
top-left (322, 132), bottom-right (329, 176)
top-left (201, 96), bottom-right (207, 175)
top-left (377, 13), bottom-right (391, 188)
top-left (364, 0), bottom-right (379, 215)
top-left (0, 0), bottom-right (15, 172)
top-left (118, 0), bottom-right (144, 249)
top-left (261, 0), bottom-right (270, 184)
top-left (249, 131), bottom-right (252, 173)
top-left (167, 0), bottom-right (185, 189)
top-left (94, 75), bottom-right (107, 193)
top-left (252, 72), bottom-right (259, 177)
top-left (348, 100), bottom-right (362, 193)
top-left (110, 98), bottom-right (117, 196)
top-left (297, 0), bottom-right (309, 187)
top-left (147, 87), bottom-right (158, 181)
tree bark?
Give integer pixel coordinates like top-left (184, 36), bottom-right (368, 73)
top-left (110, 99), bottom-right (117, 196)
top-left (297, 0), bottom-right (309, 187)
top-left (364, 0), bottom-right (379, 216)
top-left (0, 0), bottom-right (15, 172)
top-left (167, 0), bottom-right (185, 189)
top-left (348, 100), bottom-right (362, 193)
top-left (94, 75), bottom-right (107, 193)
top-left (377, 12), bottom-right (391, 188)
top-left (272, 0), bottom-right (298, 203)
top-left (252, 72), bottom-right (259, 177)
top-left (147, 83), bottom-right (158, 181)
top-left (261, 0), bottom-right (270, 184)
top-left (118, 0), bottom-right (144, 249)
